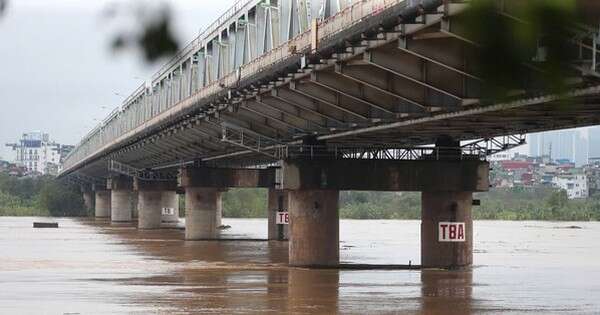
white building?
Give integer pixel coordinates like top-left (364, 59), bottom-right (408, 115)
top-left (5, 132), bottom-right (69, 175)
top-left (552, 174), bottom-right (589, 199)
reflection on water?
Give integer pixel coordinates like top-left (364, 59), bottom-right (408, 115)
top-left (0, 217), bottom-right (599, 314)
top-left (421, 270), bottom-right (472, 315)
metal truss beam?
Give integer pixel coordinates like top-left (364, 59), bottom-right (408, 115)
top-left (289, 81), bottom-right (371, 121)
top-left (333, 63), bottom-right (431, 113)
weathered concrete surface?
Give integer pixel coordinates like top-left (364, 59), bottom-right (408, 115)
top-left (180, 167), bottom-right (276, 188)
top-left (94, 190), bottom-right (111, 218)
top-left (138, 191), bottom-right (163, 229)
top-left (281, 159), bottom-right (489, 192)
top-left (185, 187), bottom-right (220, 240)
top-left (108, 176), bottom-right (134, 222)
top-left (133, 179), bottom-right (179, 224)
top-left (108, 175), bottom-right (133, 191)
top-left (289, 190), bottom-right (339, 267)
top-left (131, 192), bottom-right (139, 219)
top-left (83, 191), bottom-right (94, 213)
top-left (161, 191), bottom-right (180, 223)
top-left (134, 178), bottom-right (178, 191)
top-left (215, 191), bottom-right (223, 227)
top-left (111, 190), bottom-right (133, 222)
top-left (268, 189), bottom-right (289, 241)
top-left (421, 191), bottom-right (473, 269)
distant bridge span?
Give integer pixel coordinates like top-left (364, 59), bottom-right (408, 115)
top-left (62, 0), bottom-right (600, 269)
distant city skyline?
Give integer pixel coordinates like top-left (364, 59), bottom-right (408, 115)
top-left (527, 126), bottom-right (600, 166)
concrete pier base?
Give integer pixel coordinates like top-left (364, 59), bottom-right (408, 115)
top-left (94, 190), bottom-right (111, 218)
top-left (131, 192), bottom-right (139, 219)
top-left (421, 191), bottom-right (473, 269)
top-left (108, 176), bottom-right (134, 223)
top-left (268, 189), bottom-right (289, 241)
top-left (133, 179), bottom-right (179, 226)
top-left (83, 191), bottom-right (94, 213)
top-left (138, 191), bottom-right (162, 229)
top-left (185, 187), bottom-right (220, 240)
top-left (161, 191), bottom-right (180, 223)
top-left (215, 191), bottom-right (223, 227)
top-left (111, 190), bottom-right (133, 222)
top-left (289, 190), bottom-right (339, 267)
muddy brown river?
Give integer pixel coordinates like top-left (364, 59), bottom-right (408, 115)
top-left (0, 217), bottom-right (599, 314)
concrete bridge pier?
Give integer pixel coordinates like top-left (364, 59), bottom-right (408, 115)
top-left (161, 191), bottom-right (180, 223)
top-left (108, 176), bottom-right (134, 223)
top-left (179, 166), bottom-right (277, 240)
top-left (420, 138), bottom-right (478, 269)
top-left (138, 191), bottom-right (162, 228)
top-left (421, 191), bottom-right (473, 269)
top-left (134, 179), bottom-right (178, 229)
top-left (94, 189), bottom-right (111, 218)
top-left (184, 187), bottom-right (221, 240)
top-left (280, 156), bottom-right (489, 268)
top-left (215, 189), bottom-right (226, 228)
top-left (268, 189), bottom-right (289, 241)
top-left (82, 189), bottom-right (94, 213)
top-left (288, 189), bottom-right (340, 267)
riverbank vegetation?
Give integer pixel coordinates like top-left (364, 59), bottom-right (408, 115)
top-left (2, 173), bottom-right (599, 221)
top-left (220, 187), bottom-right (600, 221)
top-left (0, 173), bottom-right (85, 217)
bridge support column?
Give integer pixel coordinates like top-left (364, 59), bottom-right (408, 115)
top-left (421, 191), bottom-right (473, 269)
top-left (185, 187), bottom-right (221, 240)
top-left (421, 138), bottom-right (477, 269)
top-left (94, 190), bottom-right (111, 218)
top-left (215, 189), bottom-right (225, 228)
top-left (161, 191), bottom-right (180, 223)
top-left (137, 191), bottom-right (162, 229)
top-left (288, 189), bottom-right (339, 267)
top-left (82, 190), bottom-right (94, 213)
top-left (280, 154), bottom-right (489, 269)
top-left (108, 176), bottom-right (134, 223)
top-left (111, 190), bottom-right (133, 222)
top-left (268, 189), bottom-right (289, 241)
top-left (179, 166), bottom-right (277, 240)
top-left (134, 179), bottom-right (178, 229)
top-left (131, 192), bottom-right (139, 219)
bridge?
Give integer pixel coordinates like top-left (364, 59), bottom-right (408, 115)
top-left (60, 0), bottom-right (600, 269)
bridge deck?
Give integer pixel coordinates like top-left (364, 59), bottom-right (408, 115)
top-left (61, 0), bottom-right (600, 178)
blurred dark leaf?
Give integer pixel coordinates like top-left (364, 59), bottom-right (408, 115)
top-left (111, 35), bottom-right (127, 50)
top-left (463, 0), bottom-right (579, 99)
top-left (0, 0), bottom-right (8, 17)
top-left (109, 3), bottom-right (179, 63)
top-left (138, 12), bottom-right (178, 62)
top-left (101, 3), bottom-right (118, 20)
top-left (577, 0), bottom-right (600, 24)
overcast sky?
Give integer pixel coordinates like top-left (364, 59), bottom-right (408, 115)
top-left (0, 0), bottom-right (235, 160)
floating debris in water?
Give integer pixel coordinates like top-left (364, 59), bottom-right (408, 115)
top-left (33, 222), bottom-right (59, 228)
top-left (555, 225), bottom-right (583, 229)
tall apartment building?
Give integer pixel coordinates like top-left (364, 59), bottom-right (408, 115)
top-left (5, 132), bottom-right (72, 176)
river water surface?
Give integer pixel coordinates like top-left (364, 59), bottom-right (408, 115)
top-left (0, 217), bottom-right (599, 314)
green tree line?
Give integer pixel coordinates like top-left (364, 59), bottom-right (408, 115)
top-left (220, 187), bottom-right (600, 221)
top-left (3, 175), bottom-right (600, 221)
top-left (0, 173), bottom-right (85, 216)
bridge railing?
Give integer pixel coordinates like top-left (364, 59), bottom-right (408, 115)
top-left (151, 0), bottom-right (259, 83)
top-left (264, 145), bottom-right (485, 161)
top-left (61, 0), bottom-right (414, 174)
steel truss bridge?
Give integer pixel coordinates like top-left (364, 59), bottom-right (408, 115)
top-left (60, 0), bottom-right (600, 180)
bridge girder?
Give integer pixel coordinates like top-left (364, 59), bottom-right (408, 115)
top-left (62, 0), bottom-right (600, 176)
